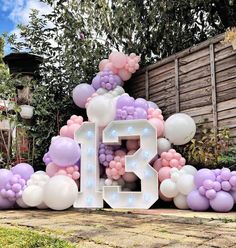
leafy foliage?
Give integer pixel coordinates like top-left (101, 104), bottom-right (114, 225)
top-left (3, 0), bottom-right (236, 169)
top-left (218, 146), bottom-right (236, 170)
top-left (179, 127), bottom-right (232, 168)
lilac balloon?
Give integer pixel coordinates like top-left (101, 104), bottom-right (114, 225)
top-left (134, 98), bottom-right (148, 110)
top-left (43, 152), bottom-right (52, 166)
top-left (231, 191), bottom-right (236, 203)
top-left (0, 169), bottom-right (13, 190)
top-left (210, 191), bottom-right (234, 212)
top-left (148, 101), bottom-right (159, 109)
top-left (116, 95), bottom-right (135, 109)
top-left (213, 181), bottom-right (221, 192)
top-left (203, 179), bottom-right (214, 190)
top-left (198, 186), bottom-right (206, 196)
top-left (0, 194), bottom-right (14, 209)
top-left (134, 107), bottom-right (148, 119)
top-left (73, 83), bottom-right (95, 108)
top-left (194, 169), bottom-right (216, 188)
top-left (11, 163), bottom-right (34, 181)
top-left (187, 190), bottom-right (210, 211)
top-left (48, 137), bottom-right (81, 167)
top-left (221, 181), bottom-right (231, 191)
top-left (216, 175), bottom-right (222, 183)
top-left (214, 169), bottom-right (221, 176)
top-left (231, 171), bottom-right (236, 176)
top-left (221, 168), bottom-right (231, 181)
top-left (229, 176), bottom-right (236, 187)
top-left (205, 189), bottom-right (216, 200)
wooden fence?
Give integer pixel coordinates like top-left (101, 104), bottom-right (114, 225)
top-left (125, 33), bottom-right (236, 144)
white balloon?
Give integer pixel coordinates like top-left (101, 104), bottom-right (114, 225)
top-left (87, 95), bottom-right (116, 127)
top-left (180, 165), bottom-right (197, 176)
top-left (176, 174), bottom-right (195, 195)
top-left (157, 138), bottom-right (171, 155)
top-left (148, 101), bottom-right (159, 109)
top-left (96, 88), bottom-right (108, 95)
top-left (114, 86), bottom-right (125, 95)
top-left (22, 185), bottom-right (44, 207)
top-left (160, 179), bottom-right (178, 198)
top-left (174, 194), bottom-right (189, 209)
top-left (16, 197), bottom-right (29, 209)
top-left (105, 178), bottom-right (113, 186)
top-left (164, 113), bottom-right (196, 145)
top-left (43, 175), bottom-right (78, 210)
top-left (27, 172), bottom-right (50, 187)
top-left (171, 172), bottom-right (181, 182)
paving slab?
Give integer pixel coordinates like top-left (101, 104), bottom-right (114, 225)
top-left (0, 209), bottom-right (235, 248)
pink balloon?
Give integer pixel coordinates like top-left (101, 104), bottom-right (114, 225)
top-left (99, 59), bottom-right (109, 71)
top-left (158, 167), bottom-right (171, 182)
top-left (109, 52), bottom-right (127, 69)
top-left (60, 125), bottom-right (70, 137)
top-left (46, 162), bottom-right (59, 177)
top-left (126, 140), bottom-right (139, 151)
top-left (72, 171), bottom-right (80, 180)
top-left (170, 159), bottom-right (179, 168)
top-left (123, 172), bottom-right (138, 183)
top-left (104, 62), bottom-right (118, 74)
top-left (153, 159), bottom-right (162, 172)
top-left (115, 150), bottom-right (126, 157)
top-left (118, 69), bottom-right (132, 81)
top-left (148, 118), bottom-right (164, 137)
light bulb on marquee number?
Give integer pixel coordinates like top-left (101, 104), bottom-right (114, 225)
top-left (74, 120), bottom-right (159, 209)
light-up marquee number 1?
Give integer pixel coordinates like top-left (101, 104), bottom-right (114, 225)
top-left (74, 120), bottom-right (159, 209)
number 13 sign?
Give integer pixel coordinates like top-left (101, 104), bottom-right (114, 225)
top-left (74, 120), bottom-right (159, 209)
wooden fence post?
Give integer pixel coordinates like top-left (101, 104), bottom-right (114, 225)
top-left (175, 58), bottom-right (180, 112)
top-left (145, 69), bottom-right (149, 100)
top-left (209, 44), bottom-right (218, 132)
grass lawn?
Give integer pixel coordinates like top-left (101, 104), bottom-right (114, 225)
top-left (0, 226), bottom-right (75, 248)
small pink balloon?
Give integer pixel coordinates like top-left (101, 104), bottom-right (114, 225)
top-left (161, 152), bottom-right (167, 159)
top-left (162, 159), bottom-right (169, 167)
top-left (179, 157), bottom-right (186, 166)
top-left (109, 161), bottom-right (116, 168)
top-left (153, 159), bottom-right (162, 172)
top-left (115, 150), bottom-right (126, 157)
top-left (68, 124), bottom-right (81, 138)
top-left (123, 172), bottom-right (137, 183)
top-left (106, 168), bottom-right (112, 177)
top-left (111, 168), bottom-right (118, 176)
top-left (57, 170), bottom-right (67, 175)
top-left (118, 69), bottom-right (132, 81)
top-left (165, 152), bottom-right (173, 161)
top-left (72, 171), bottom-right (80, 180)
top-left (170, 159), bottom-right (179, 168)
top-left (104, 62), bottom-right (118, 74)
top-left (109, 51), bottom-right (127, 69)
top-left (60, 126), bottom-right (70, 137)
top-left (115, 162), bottom-right (122, 170)
top-left (99, 59), bottom-right (109, 71)
top-left (158, 167), bottom-right (171, 182)
top-left (46, 162), bottom-right (59, 177)
top-left (173, 153), bottom-right (182, 160)
top-left (148, 118), bottom-right (164, 137)
top-left (66, 166), bottom-right (75, 174)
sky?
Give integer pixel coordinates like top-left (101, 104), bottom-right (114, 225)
top-left (0, 0), bottom-right (52, 54)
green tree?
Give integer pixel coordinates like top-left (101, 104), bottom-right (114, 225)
top-left (4, 0), bottom-right (236, 168)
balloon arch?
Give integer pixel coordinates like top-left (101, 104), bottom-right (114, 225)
top-left (0, 52), bottom-right (235, 212)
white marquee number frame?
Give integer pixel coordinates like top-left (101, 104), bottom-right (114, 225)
top-left (74, 120), bottom-right (159, 209)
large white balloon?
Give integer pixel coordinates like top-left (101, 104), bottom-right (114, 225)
top-left (160, 179), bottom-right (178, 198)
top-left (176, 174), bottom-right (195, 195)
top-left (174, 194), bottom-right (189, 209)
top-left (164, 113), bottom-right (196, 145)
top-left (16, 197), bottom-right (29, 209)
top-left (157, 138), bottom-right (171, 155)
top-left (22, 185), bottom-right (44, 207)
top-left (86, 95), bottom-right (116, 127)
top-left (43, 175), bottom-right (78, 210)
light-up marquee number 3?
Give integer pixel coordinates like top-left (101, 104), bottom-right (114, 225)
top-left (74, 120), bottom-right (158, 209)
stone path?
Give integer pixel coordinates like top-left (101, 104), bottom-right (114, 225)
top-left (0, 209), bottom-right (236, 248)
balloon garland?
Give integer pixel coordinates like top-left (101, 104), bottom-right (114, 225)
top-left (0, 51), bottom-right (235, 212)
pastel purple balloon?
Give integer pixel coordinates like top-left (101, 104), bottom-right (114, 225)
top-left (229, 176), bottom-right (236, 187)
top-left (43, 152), bottom-right (52, 166)
top-left (216, 175), bottom-right (222, 183)
top-left (205, 189), bottom-right (216, 200)
top-left (116, 95), bottom-right (135, 109)
top-left (221, 168), bottom-right (231, 181)
top-left (187, 190), bottom-right (210, 211)
top-left (194, 169), bottom-right (216, 188)
top-left (0, 169), bottom-right (13, 190)
top-left (49, 137), bottom-right (81, 167)
top-left (214, 169), bottom-right (221, 176)
top-left (231, 191), bottom-right (236, 203)
top-left (210, 191), bottom-right (234, 212)
top-left (73, 83), bottom-right (95, 108)
top-left (221, 181), bottom-right (231, 191)
top-left (134, 98), bottom-right (148, 110)
top-left (198, 186), bottom-right (206, 196)
top-left (0, 194), bottom-right (14, 209)
top-left (134, 107), bottom-right (147, 119)
top-left (203, 179), bottom-right (214, 190)
top-left (11, 163), bottom-right (34, 181)
top-left (213, 181), bottom-right (221, 192)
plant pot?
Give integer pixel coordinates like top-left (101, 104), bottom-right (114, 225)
top-left (19, 105), bottom-right (34, 119)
